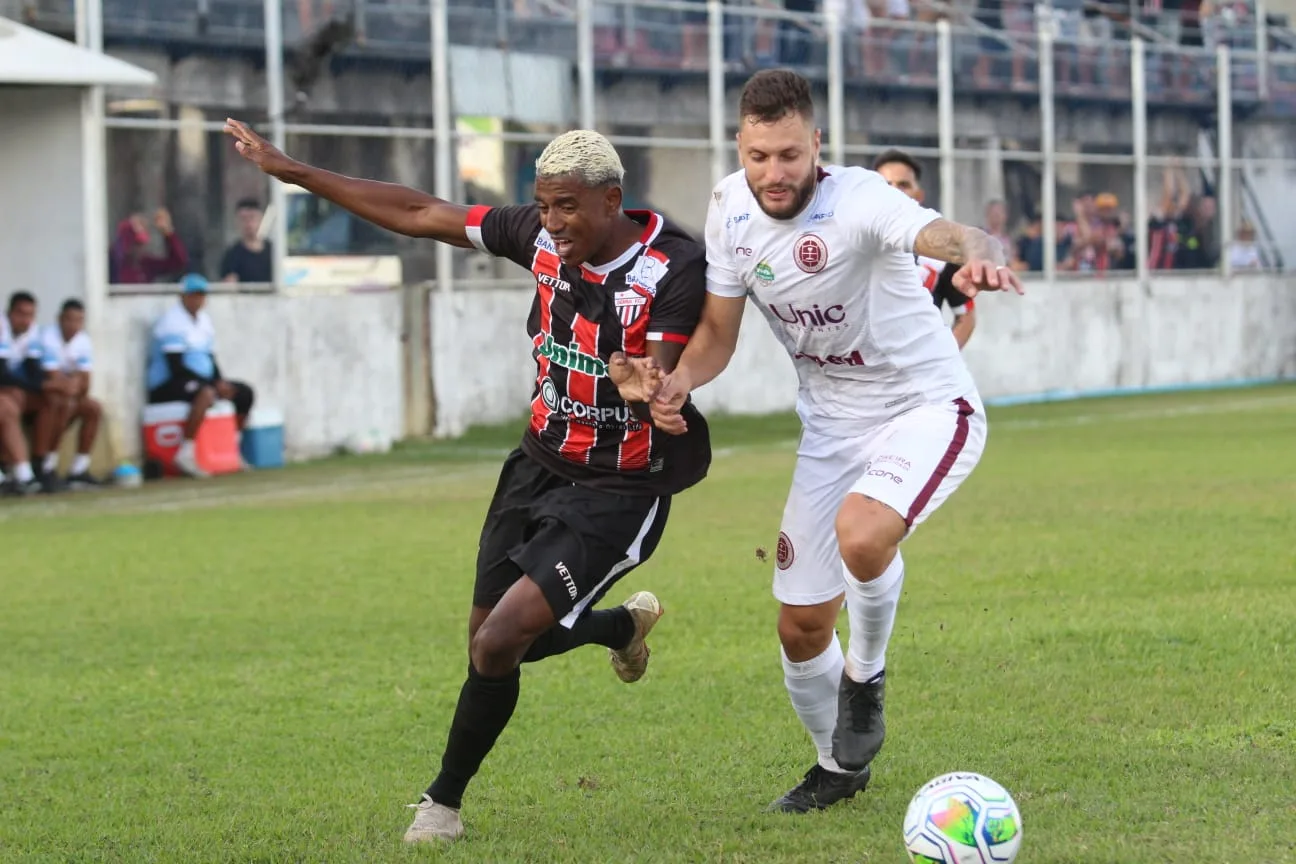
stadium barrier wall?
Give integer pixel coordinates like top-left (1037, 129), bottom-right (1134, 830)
top-left (97, 291), bottom-right (406, 462)
top-left (430, 273), bottom-right (1296, 437)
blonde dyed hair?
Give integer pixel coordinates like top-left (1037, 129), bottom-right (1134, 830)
top-left (535, 129), bottom-right (625, 187)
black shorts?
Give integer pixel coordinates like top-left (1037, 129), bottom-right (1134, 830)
top-left (149, 378), bottom-right (254, 416)
top-left (474, 448), bottom-right (672, 627)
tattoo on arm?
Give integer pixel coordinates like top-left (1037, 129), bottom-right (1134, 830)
top-left (913, 219), bottom-right (1006, 266)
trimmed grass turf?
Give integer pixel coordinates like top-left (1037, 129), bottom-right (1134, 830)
top-left (3, 385), bottom-right (1294, 863)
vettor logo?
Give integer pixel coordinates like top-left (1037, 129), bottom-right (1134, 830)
top-left (769, 303), bottom-right (846, 328)
top-left (537, 333), bottom-right (607, 377)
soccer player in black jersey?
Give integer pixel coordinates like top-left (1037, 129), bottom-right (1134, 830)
top-left (225, 120), bottom-right (712, 843)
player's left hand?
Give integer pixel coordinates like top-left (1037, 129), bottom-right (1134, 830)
top-left (952, 260), bottom-right (1025, 299)
top-left (607, 352), bottom-right (663, 403)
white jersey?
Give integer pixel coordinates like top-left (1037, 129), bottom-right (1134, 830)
top-left (39, 325), bottom-right (94, 374)
top-left (706, 165), bottom-right (977, 434)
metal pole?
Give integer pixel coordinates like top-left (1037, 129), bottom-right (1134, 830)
top-left (577, 0), bottom-right (596, 129)
top-left (1039, 23), bottom-right (1056, 280)
top-left (432, 0), bottom-right (455, 294)
top-left (1255, 0), bottom-right (1268, 100)
top-left (707, 0), bottom-right (727, 186)
top-left (826, 4), bottom-right (845, 167)
top-left (1217, 43), bottom-right (1234, 279)
top-left (937, 19), bottom-right (955, 221)
top-left (1132, 38), bottom-right (1149, 284)
top-left (264, 0), bottom-right (288, 292)
top-left (78, 0), bottom-right (107, 337)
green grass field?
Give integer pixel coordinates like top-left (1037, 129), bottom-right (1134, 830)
top-left (3, 385), bottom-right (1294, 863)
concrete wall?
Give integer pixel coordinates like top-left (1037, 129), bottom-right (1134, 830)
top-left (0, 86), bottom-right (86, 314)
top-left (429, 274), bottom-right (1296, 436)
top-left (96, 290), bottom-right (406, 461)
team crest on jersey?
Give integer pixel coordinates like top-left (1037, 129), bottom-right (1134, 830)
top-left (614, 289), bottom-right (649, 326)
top-left (795, 233), bottom-right (828, 274)
top-left (755, 261), bottom-right (775, 283)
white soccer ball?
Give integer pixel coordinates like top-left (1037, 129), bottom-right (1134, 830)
top-left (902, 771), bottom-right (1023, 864)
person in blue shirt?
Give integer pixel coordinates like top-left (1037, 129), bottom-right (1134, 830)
top-left (146, 274), bottom-right (256, 477)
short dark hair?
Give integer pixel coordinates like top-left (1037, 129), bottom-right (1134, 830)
top-left (738, 69), bottom-right (814, 124)
top-left (8, 291), bottom-right (35, 311)
top-left (872, 149), bottom-right (922, 181)
top-left (61, 298), bottom-right (85, 316)
top-left (235, 197), bottom-right (263, 211)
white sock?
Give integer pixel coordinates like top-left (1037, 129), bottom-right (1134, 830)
top-left (71, 454), bottom-right (91, 475)
top-left (178, 439), bottom-right (196, 461)
top-left (14, 461), bottom-right (34, 483)
top-left (843, 551), bottom-right (905, 683)
top-left (43, 452), bottom-right (59, 474)
top-left (782, 635), bottom-right (847, 772)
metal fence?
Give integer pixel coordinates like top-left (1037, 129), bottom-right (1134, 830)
top-left (12, 0), bottom-right (1294, 291)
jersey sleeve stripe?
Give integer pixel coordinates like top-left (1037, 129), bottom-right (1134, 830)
top-left (645, 332), bottom-right (688, 344)
top-left (465, 205), bottom-right (491, 254)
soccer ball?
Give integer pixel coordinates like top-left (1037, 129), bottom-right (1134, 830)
top-left (902, 771), bottom-right (1022, 864)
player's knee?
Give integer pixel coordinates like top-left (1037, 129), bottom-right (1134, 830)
top-left (468, 620), bottom-right (519, 677)
top-left (0, 394), bottom-right (16, 422)
top-left (835, 496), bottom-right (903, 579)
top-left (194, 386), bottom-right (216, 408)
top-left (778, 602), bottom-right (839, 661)
top-left (82, 398), bottom-right (103, 419)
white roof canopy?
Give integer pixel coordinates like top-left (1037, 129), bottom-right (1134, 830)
top-left (0, 16), bottom-right (156, 87)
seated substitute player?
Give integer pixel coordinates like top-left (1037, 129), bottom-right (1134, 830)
top-left (617, 69), bottom-right (1022, 814)
top-left (145, 273), bottom-right (256, 478)
top-left (2, 291), bottom-right (64, 494)
top-left (872, 149), bottom-right (977, 350)
top-left (37, 299), bottom-right (105, 488)
top-left (223, 118), bottom-right (713, 844)
top-left (0, 310), bottom-right (47, 495)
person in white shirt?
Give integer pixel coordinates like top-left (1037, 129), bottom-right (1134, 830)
top-left (0, 310), bottom-right (45, 496)
top-left (37, 299), bottom-right (104, 487)
top-left (146, 274), bottom-right (256, 478)
top-left (611, 69), bottom-right (1022, 814)
top-left (871, 149), bottom-right (978, 350)
top-left (1, 291), bottom-right (64, 494)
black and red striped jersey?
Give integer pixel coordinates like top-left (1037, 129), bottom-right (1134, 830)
top-left (464, 203), bottom-right (711, 496)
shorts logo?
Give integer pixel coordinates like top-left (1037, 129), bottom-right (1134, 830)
top-left (776, 531), bottom-right (795, 570)
top-left (555, 561), bottom-right (578, 599)
top-left (795, 233), bottom-right (828, 274)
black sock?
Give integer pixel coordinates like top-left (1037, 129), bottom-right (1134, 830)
top-left (520, 607), bottom-right (635, 664)
top-left (425, 664), bottom-right (520, 810)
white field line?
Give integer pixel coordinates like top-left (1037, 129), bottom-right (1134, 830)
top-left (4, 393), bottom-right (1292, 522)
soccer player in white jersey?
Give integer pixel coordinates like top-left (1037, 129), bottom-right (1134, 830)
top-left (615, 69), bottom-right (1022, 813)
top-left (872, 149), bottom-right (977, 350)
top-left (38, 299), bottom-right (105, 488)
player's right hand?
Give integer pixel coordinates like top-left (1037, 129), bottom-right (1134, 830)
top-left (224, 118), bottom-right (293, 178)
top-left (650, 371), bottom-right (691, 436)
top-left (607, 352), bottom-right (664, 403)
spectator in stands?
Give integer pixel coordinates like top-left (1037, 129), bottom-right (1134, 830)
top-left (220, 198), bottom-right (273, 284)
top-left (1227, 219), bottom-right (1262, 270)
top-left (1014, 214), bottom-right (1072, 271)
top-left (1, 292), bottom-right (63, 493)
top-left (146, 274), bottom-right (256, 478)
top-left (109, 207), bottom-right (188, 285)
top-left (1175, 194), bottom-right (1218, 269)
top-left (37, 299), bottom-right (104, 488)
top-left (982, 199), bottom-right (1016, 262)
top-left (781, 0), bottom-right (818, 66)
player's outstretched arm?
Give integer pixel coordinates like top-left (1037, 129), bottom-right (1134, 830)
top-left (224, 118), bottom-right (474, 248)
top-left (913, 219), bottom-right (1025, 299)
top-left (650, 292), bottom-right (746, 435)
